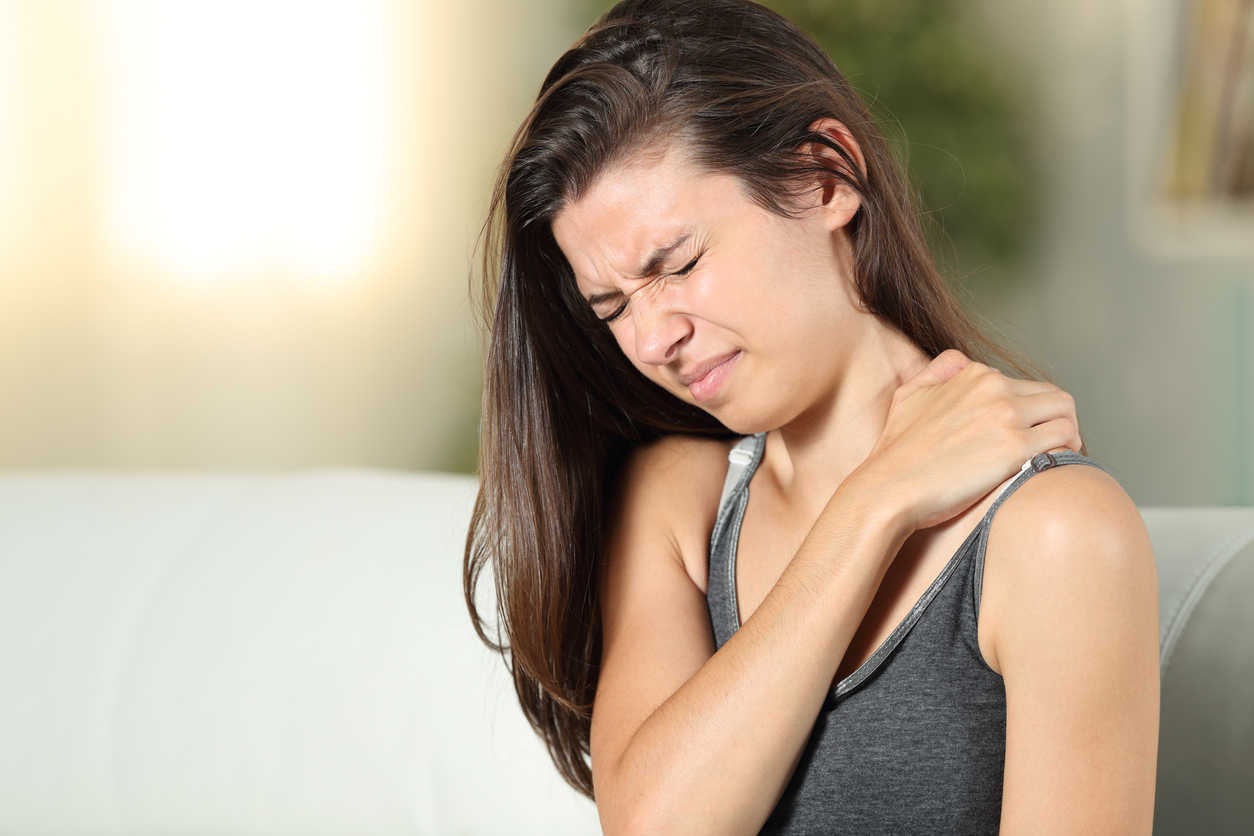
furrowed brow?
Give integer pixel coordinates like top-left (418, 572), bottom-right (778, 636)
top-left (634, 234), bottom-right (689, 279)
top-left (586, 289), bottom-right (623, 306)
top-left (583, 233), bottom-right (690, 306)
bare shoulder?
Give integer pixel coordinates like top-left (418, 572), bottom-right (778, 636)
top-left (983, 463), bottom-right (1161, 830)
top-left (593, 434), bottom-right (741, 764)
top-left (610, 434), bottom-right (738, 593)
top-left (991, 463), bottom-right (1151, 563)
top-left (989, 463), bottom-right (1152, 573)
top-left (979, 462), bottom-right (1159, 674)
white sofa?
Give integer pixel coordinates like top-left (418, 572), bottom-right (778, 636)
top-left (0, 470), bottom-right (1250, 834)
top-left (0, 471), bottom-right (600, 835)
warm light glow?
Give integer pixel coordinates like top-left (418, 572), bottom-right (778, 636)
top-left (96, 0), bottom-right (391, 283)
top-left (0, 1), bottom-right (23, 250)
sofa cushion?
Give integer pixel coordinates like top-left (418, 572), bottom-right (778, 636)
top-left (0, 471), bottom-right (601, 836)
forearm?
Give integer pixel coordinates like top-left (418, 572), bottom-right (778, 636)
top-left (593, 354), bottom-right (1082, 835)
top-left (595, 481), bottom-right (911, 836)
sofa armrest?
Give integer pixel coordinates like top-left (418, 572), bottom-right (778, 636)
top-left (1140, 507), bottom-right (1254, 835)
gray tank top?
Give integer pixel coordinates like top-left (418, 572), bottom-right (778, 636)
top-left (706, 433), bottom-right (1109, 835)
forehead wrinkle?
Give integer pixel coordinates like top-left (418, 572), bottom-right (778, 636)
top-left (633, 233), bottom-right (690, 279)
top-left (580, 228), bottom-right (689, 304)
top-left (555, 147), bottom-right (701, 297)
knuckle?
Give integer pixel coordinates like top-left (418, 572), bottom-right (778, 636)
top-left (973, 370), bottom-right (1004, 396)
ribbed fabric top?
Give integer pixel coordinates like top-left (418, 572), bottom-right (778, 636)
top-left (706, 433), bottom-right (1109, 834)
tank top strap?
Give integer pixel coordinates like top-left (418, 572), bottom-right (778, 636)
top-left (717, 433), bottom-right (766, 513)
top-left (708, 441), bottom-right (1108, 649)
top-left (971, 450), bottom-right (1110, 614)
top-left (707, 433), bottom-right (767, 648)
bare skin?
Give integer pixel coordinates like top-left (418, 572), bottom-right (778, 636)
top-left (552, 124), bottom-right (1159, 836)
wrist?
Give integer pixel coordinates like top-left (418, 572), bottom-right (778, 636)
top-left (828, 465), bottom-right (917, 548)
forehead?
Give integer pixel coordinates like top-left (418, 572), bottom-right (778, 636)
top-left (551, 149), bottom-right (732, 289)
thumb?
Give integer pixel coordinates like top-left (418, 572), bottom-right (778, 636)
top-left (926, 349), bottom-right (973, 383)
top-left (897, 349), bottom-right (973, 397)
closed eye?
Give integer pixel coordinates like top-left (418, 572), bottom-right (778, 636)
top-left (599, 256), bottom-right (698, 324)
top-left (673, 256), bottom-right (699, 277)
top-left (599, 300), bottom-right (629, 323)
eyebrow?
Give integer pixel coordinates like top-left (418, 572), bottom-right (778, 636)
top-left (587, 289), bottom-right (623, 307)
top-left (635, 234), bottom-right (690, 279)
top-left (584, 234), bottom-right (690, 307)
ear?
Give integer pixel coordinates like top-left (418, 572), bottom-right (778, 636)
top-left (800, 117), bottom-right (865, 231)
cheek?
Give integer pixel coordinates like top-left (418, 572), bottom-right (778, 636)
top-left (688, 268), bottom-right (776, 347)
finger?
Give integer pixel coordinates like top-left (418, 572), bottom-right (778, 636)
top-left (1057, 425), bottom-right (1083, 454)
top-left (998, 378), bottom-right (1065, 398)
top-left (896, 349), bottom-right (974, 397)
top-left (928, 349), bottom-right (972, 383)
top-left (1023, 417), bottom-right (1081, 458)
top-left (1015, 390), bottom-right (1078, 428)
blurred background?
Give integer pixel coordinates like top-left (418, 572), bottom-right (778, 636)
top-left (0, 0), bottom-right (1251, 506)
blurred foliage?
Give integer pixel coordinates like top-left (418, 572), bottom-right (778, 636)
top-left (574, 0), bottom-right (1036, 277)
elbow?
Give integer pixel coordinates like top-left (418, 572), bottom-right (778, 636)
top-left (601, 797), bottom-right (728, 836)
top-left (602, 812), bottom-right (671, 836)
top-left (596, 786), bottom-right (690, 836)
top-left (597, 797), bottom-right (655, 836)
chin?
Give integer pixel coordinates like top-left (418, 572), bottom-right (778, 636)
top-left (701, 403), bottom-right (780, 437)
top-left (664, 380), bottom-right (777, 436)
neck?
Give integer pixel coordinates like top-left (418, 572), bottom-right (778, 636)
top-left (760, 312), bottom-right (930, 509)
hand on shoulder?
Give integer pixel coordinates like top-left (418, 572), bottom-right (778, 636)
top-left (854, 350), bottom-right (1084, 535)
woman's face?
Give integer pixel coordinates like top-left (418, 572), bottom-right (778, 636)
top-left (551, 144), bottom-right (866, 434)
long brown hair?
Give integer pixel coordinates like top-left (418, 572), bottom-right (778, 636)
top-left (465, 0), bottom-right (1045, 798)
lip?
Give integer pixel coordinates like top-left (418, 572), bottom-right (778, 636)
top-left (680, 351), bottom-right (741, 403)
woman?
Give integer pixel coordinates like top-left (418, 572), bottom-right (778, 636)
top-left (465, 1), bottom-right (1160, 833)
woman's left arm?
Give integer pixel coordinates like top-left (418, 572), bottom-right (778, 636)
top-left (981, 464), bottom-right (1160, 835)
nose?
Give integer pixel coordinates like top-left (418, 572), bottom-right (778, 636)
top-left (632, 293), bottom-right (691, 367)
